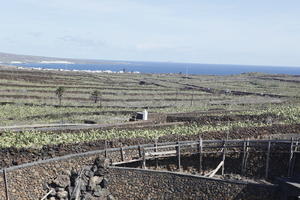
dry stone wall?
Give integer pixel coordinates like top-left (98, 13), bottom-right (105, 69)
top-left (47, 158), bottom-right (115, 200)
top-left (0, 173), bottom-right (5, 200)
top-left (0, 154), bottom-right (106, 199)
top-left (107, 167), bottom-right (278, 200)
top-left (0, 141), bottom-right (295, 199)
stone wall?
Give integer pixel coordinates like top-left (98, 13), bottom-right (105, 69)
top-left (0, 145), bottom-right (142, 200)
top-left (0, 141), bottom-right (295, 199)
top-left (107, 167), bottom-right (278, 200)
top-left (0, 153), bottom-right (106, 199)
top-left (0, 172), bottom-right (5, 200)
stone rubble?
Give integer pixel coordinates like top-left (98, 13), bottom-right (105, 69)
top-left (47, 157), bottom-right (115, 200)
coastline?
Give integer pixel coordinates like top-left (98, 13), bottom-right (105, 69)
top-left (2, 61), bottom-right (300, 75)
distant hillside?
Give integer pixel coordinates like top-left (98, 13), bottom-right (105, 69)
top-left (0, 52), bottom-right (129, 65)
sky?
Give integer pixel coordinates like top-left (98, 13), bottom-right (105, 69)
top-left (1, 0), bottom-right (300, 66)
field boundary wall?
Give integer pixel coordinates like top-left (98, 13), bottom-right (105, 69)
top-left (0, 139), bottom-right (296, 199)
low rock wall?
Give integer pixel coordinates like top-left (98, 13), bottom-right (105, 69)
top-left (0, 153), bottom-right (106, 199)
top-left (107, 167), bottom-right (278, 200)
top-left (0, 141), bottom-right (295, 199)
top-left (0, 175), bottom-right (4, 200)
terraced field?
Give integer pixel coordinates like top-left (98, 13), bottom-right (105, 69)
top-left (0, 64), bottom-right (300, 168)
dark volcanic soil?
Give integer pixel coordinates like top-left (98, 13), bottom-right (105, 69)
top-left (0, 123), bottom-right (299, 169)
top-left (166, 113), bottom-right (282, 124)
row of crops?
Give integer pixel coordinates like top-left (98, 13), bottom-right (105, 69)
top-left (0, 122), bottom-right (267, 148)
top-left (0, 66), bottom-right (299, 135)
top-left (1, 72), bottom-right (299, 114)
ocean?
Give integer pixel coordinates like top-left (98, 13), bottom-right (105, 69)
top-left (13, 61), bottom-right (300, 75)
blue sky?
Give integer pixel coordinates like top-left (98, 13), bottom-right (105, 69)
top-left (1, 0), bottom-right (300, 66)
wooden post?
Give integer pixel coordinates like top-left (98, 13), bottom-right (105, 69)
top-left (221, 140), bottom-right (226, 176)
top-left (3, 169), bottom-right (9, 200)
top-left (155, 139), bottom-right (158, 169)
top-left (176, 142), bottom-right (181, 171)
top-left (291, 139), bottom-right (299, 176)
top-left (241, 139), bottom-right (246, 174)
top-left (104, 140), bottom-right (107, 158)
top-left (120, 147), bottom-right (124, 162)
top-left (198, 137), bottom-right (203, 174)
top-left (244, 139), bottom-right (250, 174)
top-left (242, 139), bottom-right (249, 175)
top-left (244, 138), bottom-right (250, 170)
top-left (265, 141), bottom-right (271, 179)
top-left (288, 138), bottom-right (294, 177)
top-left (142, 148), bottom-right (146, 169)
top-left (138, 145), bottom-right (143, 169)
top-left (138, 145), bottom-right (142, 158)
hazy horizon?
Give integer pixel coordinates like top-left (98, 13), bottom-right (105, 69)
top-left (2, 51), bottom-right (300, 69)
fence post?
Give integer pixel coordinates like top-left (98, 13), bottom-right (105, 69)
top-left (3, 169), bottom-right (9, 200)
top-left (120, 147), bottom-right (124, 162)
top-left (142, 148), bottom-right (146, 169)
top-left (245, 139), bottom-right (250, 175)
top-left (155, 139), bottom-right (158, 169)
top-left (221, 140), bottom-right (226, 176)
top-left (265, 140), bottom-right (271, 179)
top-left (138, 145), bottom-right (142, 158)
top-left (288, 138), bottom-right (294, 177)
top-left (291, 139), bottom-right (299, 176)
top-left (241, 139), bottom-right (246, 174)
top-left (104, 140), bottom-right (107, 158)
top-left (176, 141), bottom-right (181, 171)
top-left (242, 138), bottom-right (250, 175)
top-left (198, 137), bottom-right (203, 174)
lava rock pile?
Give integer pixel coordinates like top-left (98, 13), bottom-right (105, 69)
top-left (47, 157), bottom-right (115, 200)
